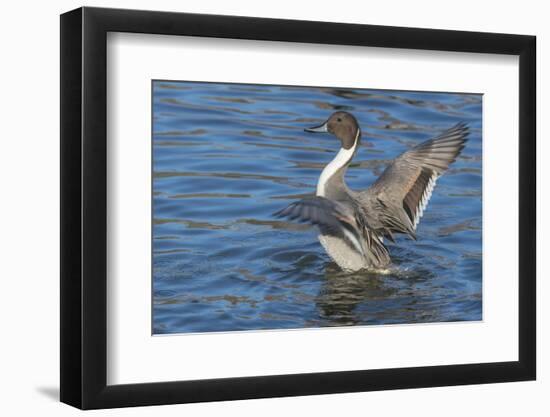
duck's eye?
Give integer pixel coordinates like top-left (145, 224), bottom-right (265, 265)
top-left (337, 118), bottom-right (342, 122)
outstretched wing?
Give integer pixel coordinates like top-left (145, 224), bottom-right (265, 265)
top-left (274, 196), bottom-right (366, 255)
top-left (274, 196), bottom-right (391, 266)
top-left (274, 196), bottom-right (390, 265)
top-left (365, 123), bottom-right (469, 237)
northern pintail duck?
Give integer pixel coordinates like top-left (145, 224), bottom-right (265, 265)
top-left (275, 111), bottom-right (468, 272)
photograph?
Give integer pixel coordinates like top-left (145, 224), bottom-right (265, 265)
top-left (54, 3), bottom-right (538, 411)
top-left (152, 80), bottom-right (482, 335)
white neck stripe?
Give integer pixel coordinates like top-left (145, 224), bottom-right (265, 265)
top-left (316, 129), bottom-right (360, 197)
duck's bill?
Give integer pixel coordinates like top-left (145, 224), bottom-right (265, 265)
top-left (304, 121), bottom-right (328, 133)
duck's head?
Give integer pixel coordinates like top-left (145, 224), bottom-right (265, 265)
top-left (305, 111), bottom-right (361, 150)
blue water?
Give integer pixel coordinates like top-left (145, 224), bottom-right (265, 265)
top-left (152, 80), bottom-right (482, 334)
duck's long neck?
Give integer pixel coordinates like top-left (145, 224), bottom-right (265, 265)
top-left (316, 130), bottom-right (360, 198)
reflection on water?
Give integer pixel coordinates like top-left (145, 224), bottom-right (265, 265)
top-left (152, 80), bottom-right (482, 334)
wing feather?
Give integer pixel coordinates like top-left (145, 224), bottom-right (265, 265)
top-left (274, 197), bottom-right (365, 254)
top-left (365, 123), bottom-right (469, 234)
top-left (274, 196), bottom-right (389, 264)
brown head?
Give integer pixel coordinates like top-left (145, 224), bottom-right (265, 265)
top-left (305, 111), bottom-right (361, 149)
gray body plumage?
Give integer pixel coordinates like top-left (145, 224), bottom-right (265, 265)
top-left (275, 112), bottom-right (469, 272)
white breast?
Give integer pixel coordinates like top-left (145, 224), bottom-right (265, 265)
top-left (318, 234), bottom-right (368, 272)
top-left (315, 130), bottom-right (365, 271)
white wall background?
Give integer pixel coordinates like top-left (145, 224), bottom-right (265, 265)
top-left (0, 0), bottom-right (545, 415)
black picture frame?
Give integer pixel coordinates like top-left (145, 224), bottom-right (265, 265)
top-left (60, 6), bottom-right (536, 410)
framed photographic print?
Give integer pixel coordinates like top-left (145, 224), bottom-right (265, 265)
top-left (60, 6), bottom-right (536, 409)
